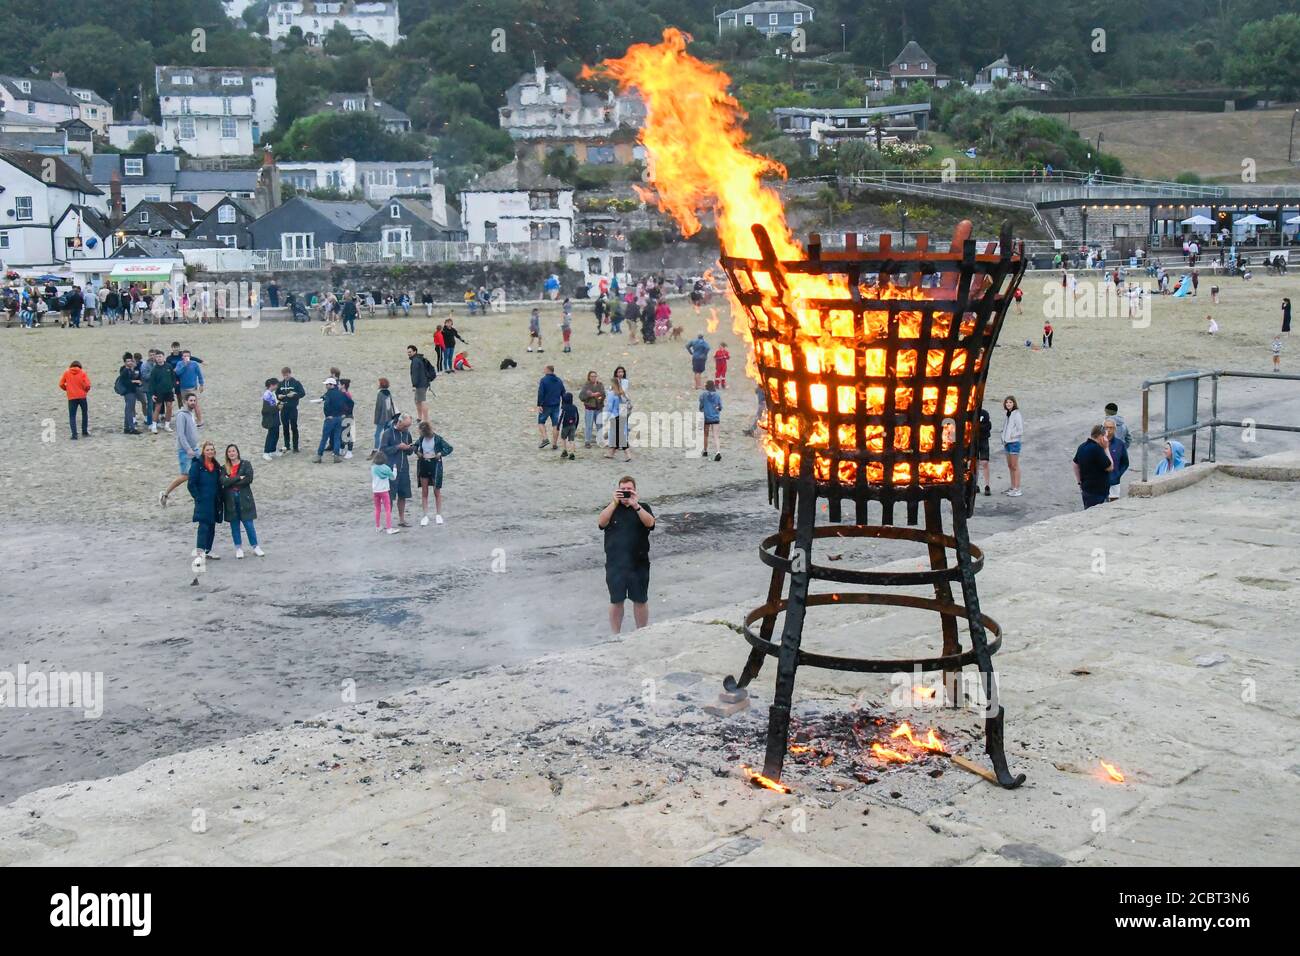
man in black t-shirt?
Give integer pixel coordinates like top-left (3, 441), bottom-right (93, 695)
top-left (1072, 424), bottom-right (1114, 510)
top-left (598, 476), bottom-right (656, 634)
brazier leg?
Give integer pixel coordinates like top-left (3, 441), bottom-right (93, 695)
top-left (924, 498), bottom-right (963, 708)
top-left (951, 504), bottom-right (1026, 789)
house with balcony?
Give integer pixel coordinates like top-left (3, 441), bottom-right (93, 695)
top-left (716, 1), bottom-right (814, 36)
top-left (246, 196), bottom-right (379, 260)
top-left (773, 102), bottom-right (931, 157)
top-left (0, 149), bottom-right (105, 268)
top-left (357, 196), bottom-right (463, 255)
top-left (312, 82), bottom-right (411, 133)
top-left (155, 66), bottom-right (277, 158)
top-left (499, 67), bottom-right (645, 167)
top-left (277, 159), bottom-right (436, 200)
top-left (459, 157), bottom-right (573, 246)
top-left (268, 2), bottom-right (401, 47)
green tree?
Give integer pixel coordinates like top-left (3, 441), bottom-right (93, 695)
top-left (278, 112), bottom-right (429, 161)
top-left (408, 75), bottom-right (489, 131)
top-left (34, 25), bottom-right (152, 103)
top-left (1227, 14), bottom-right (1300, 97)
top-left (128, 132), bottom-right (158, 153)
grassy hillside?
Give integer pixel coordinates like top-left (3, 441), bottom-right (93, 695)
top-left (1065, 106), bottom-right (1300, 182)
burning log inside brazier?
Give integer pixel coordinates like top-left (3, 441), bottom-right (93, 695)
top-left (718, 221), bottom-right (1027, 789)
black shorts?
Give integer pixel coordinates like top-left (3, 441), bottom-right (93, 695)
top-left (977, 439), bottom-right (990, 461)
top-left (606, 563), bottom-right (650, 604)
top-left (416, 457), bottom-right (443, 487)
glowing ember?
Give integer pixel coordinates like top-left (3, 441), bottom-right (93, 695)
top-left (1100, 760), bottom-right (1125, 783)
top-left (870, 743), bottom-right (914, 764)
top-left (788, 744), bottom-right (812, 754)
top-left (742, 765), bottom-right (793, 793)
top-left (913, 686), bottom-right (938, 702)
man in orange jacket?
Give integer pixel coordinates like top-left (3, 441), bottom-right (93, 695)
top-left (59, 360), bottom-right (92, 440)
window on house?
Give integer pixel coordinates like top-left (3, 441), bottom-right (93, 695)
top-left (89, 107), bottom-right (97, 117)
top-left (139, 211), bottom-right (150, 224)
top-left (16, 80), bottom-right (31, 93)
top-left (769, 14), bottom-right (779, 24)
top-left (179, 116), bottom-right (196, 139)
top-left (529, 191), bottom-right (558, 210)
top-left (281, 232), bottom-right (315, 260)
top-left (530, 221), bottom-right (561, 240)
top-left (124, 158), bottom-right (144, 176)
top-left (390, 204), bottom-right (401, 219)
top-left (920, 62), bottom-right (928, 70)
top-left (484, 221), bottom-right (497, 242)
top-left (14, 197), bottom-right (33, 221)
top-left (586, 145), bottom-right (615, 165)
top-left (218, 235), bottom-right (238, 247)
top-left (182, 193), bottom-right (199, 204)
top-left (277, 11), bottom-right (291, 25)
top-left (744, 15), bottom-right (753, 25)
top-left (382, 227), bottom-right (412, 256)
top-left (221, 76), bottom-right (244, 86)
top-left (172, 74), bottom-right (193, 85)
top-left (0, 232), bottom-right (9, 249)
top-left (27, 103), bottom-right (34, 114)
top-left (793, 13), bottom-right (803, 23)
top-left (218, 205), bottom-right (237, 223)
top-left (223, 98), bottom-right (233, 116)
top-left (898, 63), bottom-right (908, 70)
top-left (180, 98), bottom-right (193, 115)
top-left (221, 116), bottom-right (238, 139)
top-left (144, 194), bottom-right (161, 202)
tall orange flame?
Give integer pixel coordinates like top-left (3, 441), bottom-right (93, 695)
top-left (1100, 760), bottom-right (1125, 783)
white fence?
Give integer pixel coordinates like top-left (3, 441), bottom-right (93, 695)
top-left (183, 239), bottom-right (567, 275)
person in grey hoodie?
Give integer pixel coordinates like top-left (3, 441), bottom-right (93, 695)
top-left (159, 393), bottom-right (201, 506)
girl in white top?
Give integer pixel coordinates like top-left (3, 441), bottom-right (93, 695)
top-left (603, 366), bottom-right (632, 462)
top-left (1000, 395), bottom-right (1024, 497)
top-left (370, 450), bottom-right (397, 533)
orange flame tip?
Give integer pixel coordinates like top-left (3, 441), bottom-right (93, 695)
top-left (1100, 760), bottom-right (1125, 783)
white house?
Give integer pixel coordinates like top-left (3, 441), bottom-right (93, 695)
top-left (458, 158), bottom-right (573, 246)
top-left (0, 76), bottom-right (81, 125)
top-left (268, 2), bottom-right (401, 47)
top-left (53, 205), bottom-right (118, 263)
top-left (155, 66), bottom-right (277, 158)
top-left (0, 149), bottom-right (106, 268)
top-left (108, 120), bottom-right (165, 151)
top-left (500, 67), bottom-right (644, 142)
top-left (716, 1), bottom-right (814, 37)
top-left (277, 158), bottom-right (437, 201)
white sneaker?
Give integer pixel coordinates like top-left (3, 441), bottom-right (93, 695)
top-left (435, 514), bottom-right (444, 525)
top-left (386, 527), bottom-right (400, 535)
top-left (150, 422), bottom-right (158, 434)
top-left (344, 450), bottom-right (353, 459)
top-left (164, 423), bottom-right (173, 432)
top-left (420, 515), bottom-right (429, 526)
top-left (235, 548), bottom-right (245, 559)
top-left (1007, 488), bottom-right (1023, 497)
top-left (253, 546), bottom-right (265, 556)
top-left (263, 453), bottom-right (273, 461)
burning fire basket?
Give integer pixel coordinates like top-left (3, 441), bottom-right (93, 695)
top-left (721, 221), bottom-right (1027, 789)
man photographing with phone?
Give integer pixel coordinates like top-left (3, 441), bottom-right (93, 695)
top-left (598, 476), bottom-right (656, 635)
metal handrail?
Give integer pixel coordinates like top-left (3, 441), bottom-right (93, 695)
top-left (1138, 369), bottom-right (1300, 480)
top-left (852, 168), bottom-right (1226, 198)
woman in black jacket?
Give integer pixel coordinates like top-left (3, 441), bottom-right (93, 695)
top-left (220, 444), bottom-right (262, 558)
top-left (188, 440), bottom-right (224, 559)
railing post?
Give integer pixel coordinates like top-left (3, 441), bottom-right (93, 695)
top-left (1210, 373), bottom-right (1219, 462)
top-left (1141, 383), bottom-right (1150, 482)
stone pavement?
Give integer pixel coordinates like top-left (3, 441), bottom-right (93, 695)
top-left (2, 461), bottom-right (1297, 866)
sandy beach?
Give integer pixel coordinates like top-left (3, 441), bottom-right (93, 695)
top-left (1, 265), bottom-right (1298, 809)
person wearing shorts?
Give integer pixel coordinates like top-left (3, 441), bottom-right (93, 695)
top-left (598, 476), bottom-right (655, 634)
top-left (536, 365), bottom-right (565, 449)
top-left (160, 393), bottom-right (201, 506)
top-left (414, 420), bottom-right (452, 526)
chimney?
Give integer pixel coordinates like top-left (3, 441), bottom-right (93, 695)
top-left (51, 71), bottom-right (68, 88)
top-left (259, 147), bottom-right (281, 209)
top-left (110, 170), bottom-right (123, 222)
top-left (429, 182), bottom-right (446, 228)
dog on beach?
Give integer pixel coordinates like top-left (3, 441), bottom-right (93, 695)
top-left (499, 358), bottom-right (518, 370)
top-left (322, 316), bottom-right (340, 336)
top-left (669, 326), bottom-right (684, 341)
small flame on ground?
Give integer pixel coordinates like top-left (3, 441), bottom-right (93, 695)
top-left (889, 722), bottom-right (947, 753)
top-left (871, 743), bottom-right (914, 764)
top-left (788, 744), bottom-right (812, 754)
top-left (742, 765), bottom-right (792, 793)
top-left (1100, 760), bottom-right (1125, 783)
top-left (913, 686), bottom-right (938, 702)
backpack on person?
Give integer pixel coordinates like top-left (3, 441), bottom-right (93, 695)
top-left (423, 355), bottom-right (438, 381)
